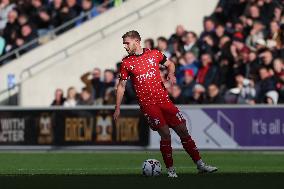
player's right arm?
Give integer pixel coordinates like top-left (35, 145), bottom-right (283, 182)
top-left (113, 79), bottom-right (127, 121)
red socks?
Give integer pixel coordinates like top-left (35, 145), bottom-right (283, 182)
top-left (160, 136), bottom-right (201, 168)
top-left (181, 136), bottom-right (201, 163)
top-left (160, 139), bottom-right (173, 168)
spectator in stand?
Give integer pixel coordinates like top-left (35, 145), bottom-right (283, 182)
top-left (188, 84), bottom-right (206, 104)
top-left (182, 31), bottom-right (199, 57)
top-left (169, 84), bottom-right (186, 104)
top-left (199, 33), bottom-right (218, 56)
top-left (274, 58), bottom-right (284, 103)
top-left (77, 87), bottom-right (94, 105)
top-left (255, 66), bottom-right (276, 103)
top-left (3, 9), bottom-right (19, 53)
top-left (216, 36), bottom-right (234, 89)
top-left (255, 38), bottom-right (267, 52)
top-left (15, 23), bottom-right (38, 53)
top-left (276, 71), bottom-right (284, 103)
top-left (144, 38), bottom-right (155, 50)
top-left (81, 67), bottom-right (104, 103)
top-left (156, 36), bottom-right (171, 58)
top-left (273, 58), bottom-right (284, 76)
top-left (258, 49), bottom-right (274, 72)
top-left (176, 51), bottom-right (199, 84)
top-left (66, 0), bottom-right (81, 15)
top-left (58, 0), bottom-right (81, 33)
top-left (233, 19), bottom-right (245, 37)
top-left (266, 20), bottom-right (281, 49)
top-left (204, 83), bottom-right (224, 104)
top-left (51, 88), bottom-right (65, 105)
top-left (15, 0), bottom-right (33, 15)
top-left (265, 90), bottom-right (279, 104)
top-left (258, 0), bottom-right (277, 26)
top-left (278, 24), bottom-right (284, 57)
top-left (49, 0), bottom-right (64, 29)
top-left (233, 73), bottom-right (256, 104)
top-left (102, 69), bottom-right (115, 101)
top-left (18, 14), bottom-right (29, 27)
top-left (199, 17), bottom-right (216, 43)
top-left (212, 0), bottom-right (247, 25)
top-left (246, 20), bottom-right (265, 51)
top-left (170, 38), bottom-right (183, 60)
top-left (196, 53), bottom-right (219, 88)
top-left (76, 0), bottom-right (99, 26)
top-left (246, 51), bottom-right (261, 80)
top-left (168, 24), bottom-right (186, 54)
top-left (180, 69), bottom-right (196, 100)
top-left (230, 32), bottom-right (250, 64)
top-left (215, 24), bottom-right (226, 45)
top-left (234, 43), bottom-right (251, 75)
top-left (63, 86), bottom-right (78, 107)
top-left (0, 0), bottom-right (16, 31)
top-left (30, 0), bottom-right (51, 36)
top-left (246, 4), bottom-right (261, 24)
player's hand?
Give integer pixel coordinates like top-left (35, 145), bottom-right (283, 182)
top-left (113, 107), bottom-right (120, 121)
top-left (167, 73), bottom-right (176, 85)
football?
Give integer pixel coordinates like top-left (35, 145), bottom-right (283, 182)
top-left (142, 159), bottom-right (162, 176)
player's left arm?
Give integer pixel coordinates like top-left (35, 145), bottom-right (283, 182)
top-left (157, 50), bottom-right (176, 85)
top-left (163, 60), bottom-right (176, 85)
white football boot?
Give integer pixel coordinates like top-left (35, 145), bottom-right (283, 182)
top-left (167, 167), bottom-right (178, 178)
top-left (197, 163), bottom-right (218, 173)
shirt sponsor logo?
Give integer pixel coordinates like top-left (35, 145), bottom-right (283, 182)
top-left (136, 68), bottom-right (156, 83)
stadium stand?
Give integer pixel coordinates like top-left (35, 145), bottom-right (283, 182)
top-left (60, 0), bottom-right (283, 106)
top-left (0, 0), bottom-right (125, 65)
top-left (1, 0), bottom-right (283, 106)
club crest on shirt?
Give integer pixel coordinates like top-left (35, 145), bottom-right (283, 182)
top-left (148, 58), bottom-right (156, 66)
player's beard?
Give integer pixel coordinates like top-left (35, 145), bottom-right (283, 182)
top-left (126, 44), bottom-right (137, 55)
top-left (127, 49), bottom-right (134, 55)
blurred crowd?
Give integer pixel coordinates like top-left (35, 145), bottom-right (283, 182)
top-left (0, 0), bottom-right (124, 65)
top-left (52, 0), bottom-right (284, 106)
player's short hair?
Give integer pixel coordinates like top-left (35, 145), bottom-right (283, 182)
top-left (122, 30), bottom-right (141, 41)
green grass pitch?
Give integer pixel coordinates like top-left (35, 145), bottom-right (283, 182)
top-left (0, 151), bottom-right (284, 189)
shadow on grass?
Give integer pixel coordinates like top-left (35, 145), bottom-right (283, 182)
top-left (0, 173), bottom-right (283, 189)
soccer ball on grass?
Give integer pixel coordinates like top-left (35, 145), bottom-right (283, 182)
top-left (142, 159), bottom-right (162, 176)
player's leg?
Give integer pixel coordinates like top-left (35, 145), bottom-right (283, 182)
top-left (141, 104), bottom-right (176, 177)
top-left (156, 126), bottom-right (173, 169)
top-left (172, 124), bottom-right (217, 173)
top-left (171, 122), bottom-right (201, 164)
top-left (161, 102), bottom-right (218, 173)
top-left (157, 125), bottom-right (177, 178)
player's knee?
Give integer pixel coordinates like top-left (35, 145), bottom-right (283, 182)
top-left (157, 125), bottom-right (171, 139)
top-left (161, 133), bottom-right (171, 140)
top-left (159, 130), bottom-right (171, 140)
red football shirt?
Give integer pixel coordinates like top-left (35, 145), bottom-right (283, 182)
top-left (119, 48), bottom-right (170, 106)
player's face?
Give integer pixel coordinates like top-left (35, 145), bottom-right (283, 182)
top-left (123, 37), bottom-right (138, 55)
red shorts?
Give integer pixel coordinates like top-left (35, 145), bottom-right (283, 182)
top-left (140, 102), bottom-right (186, 131)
